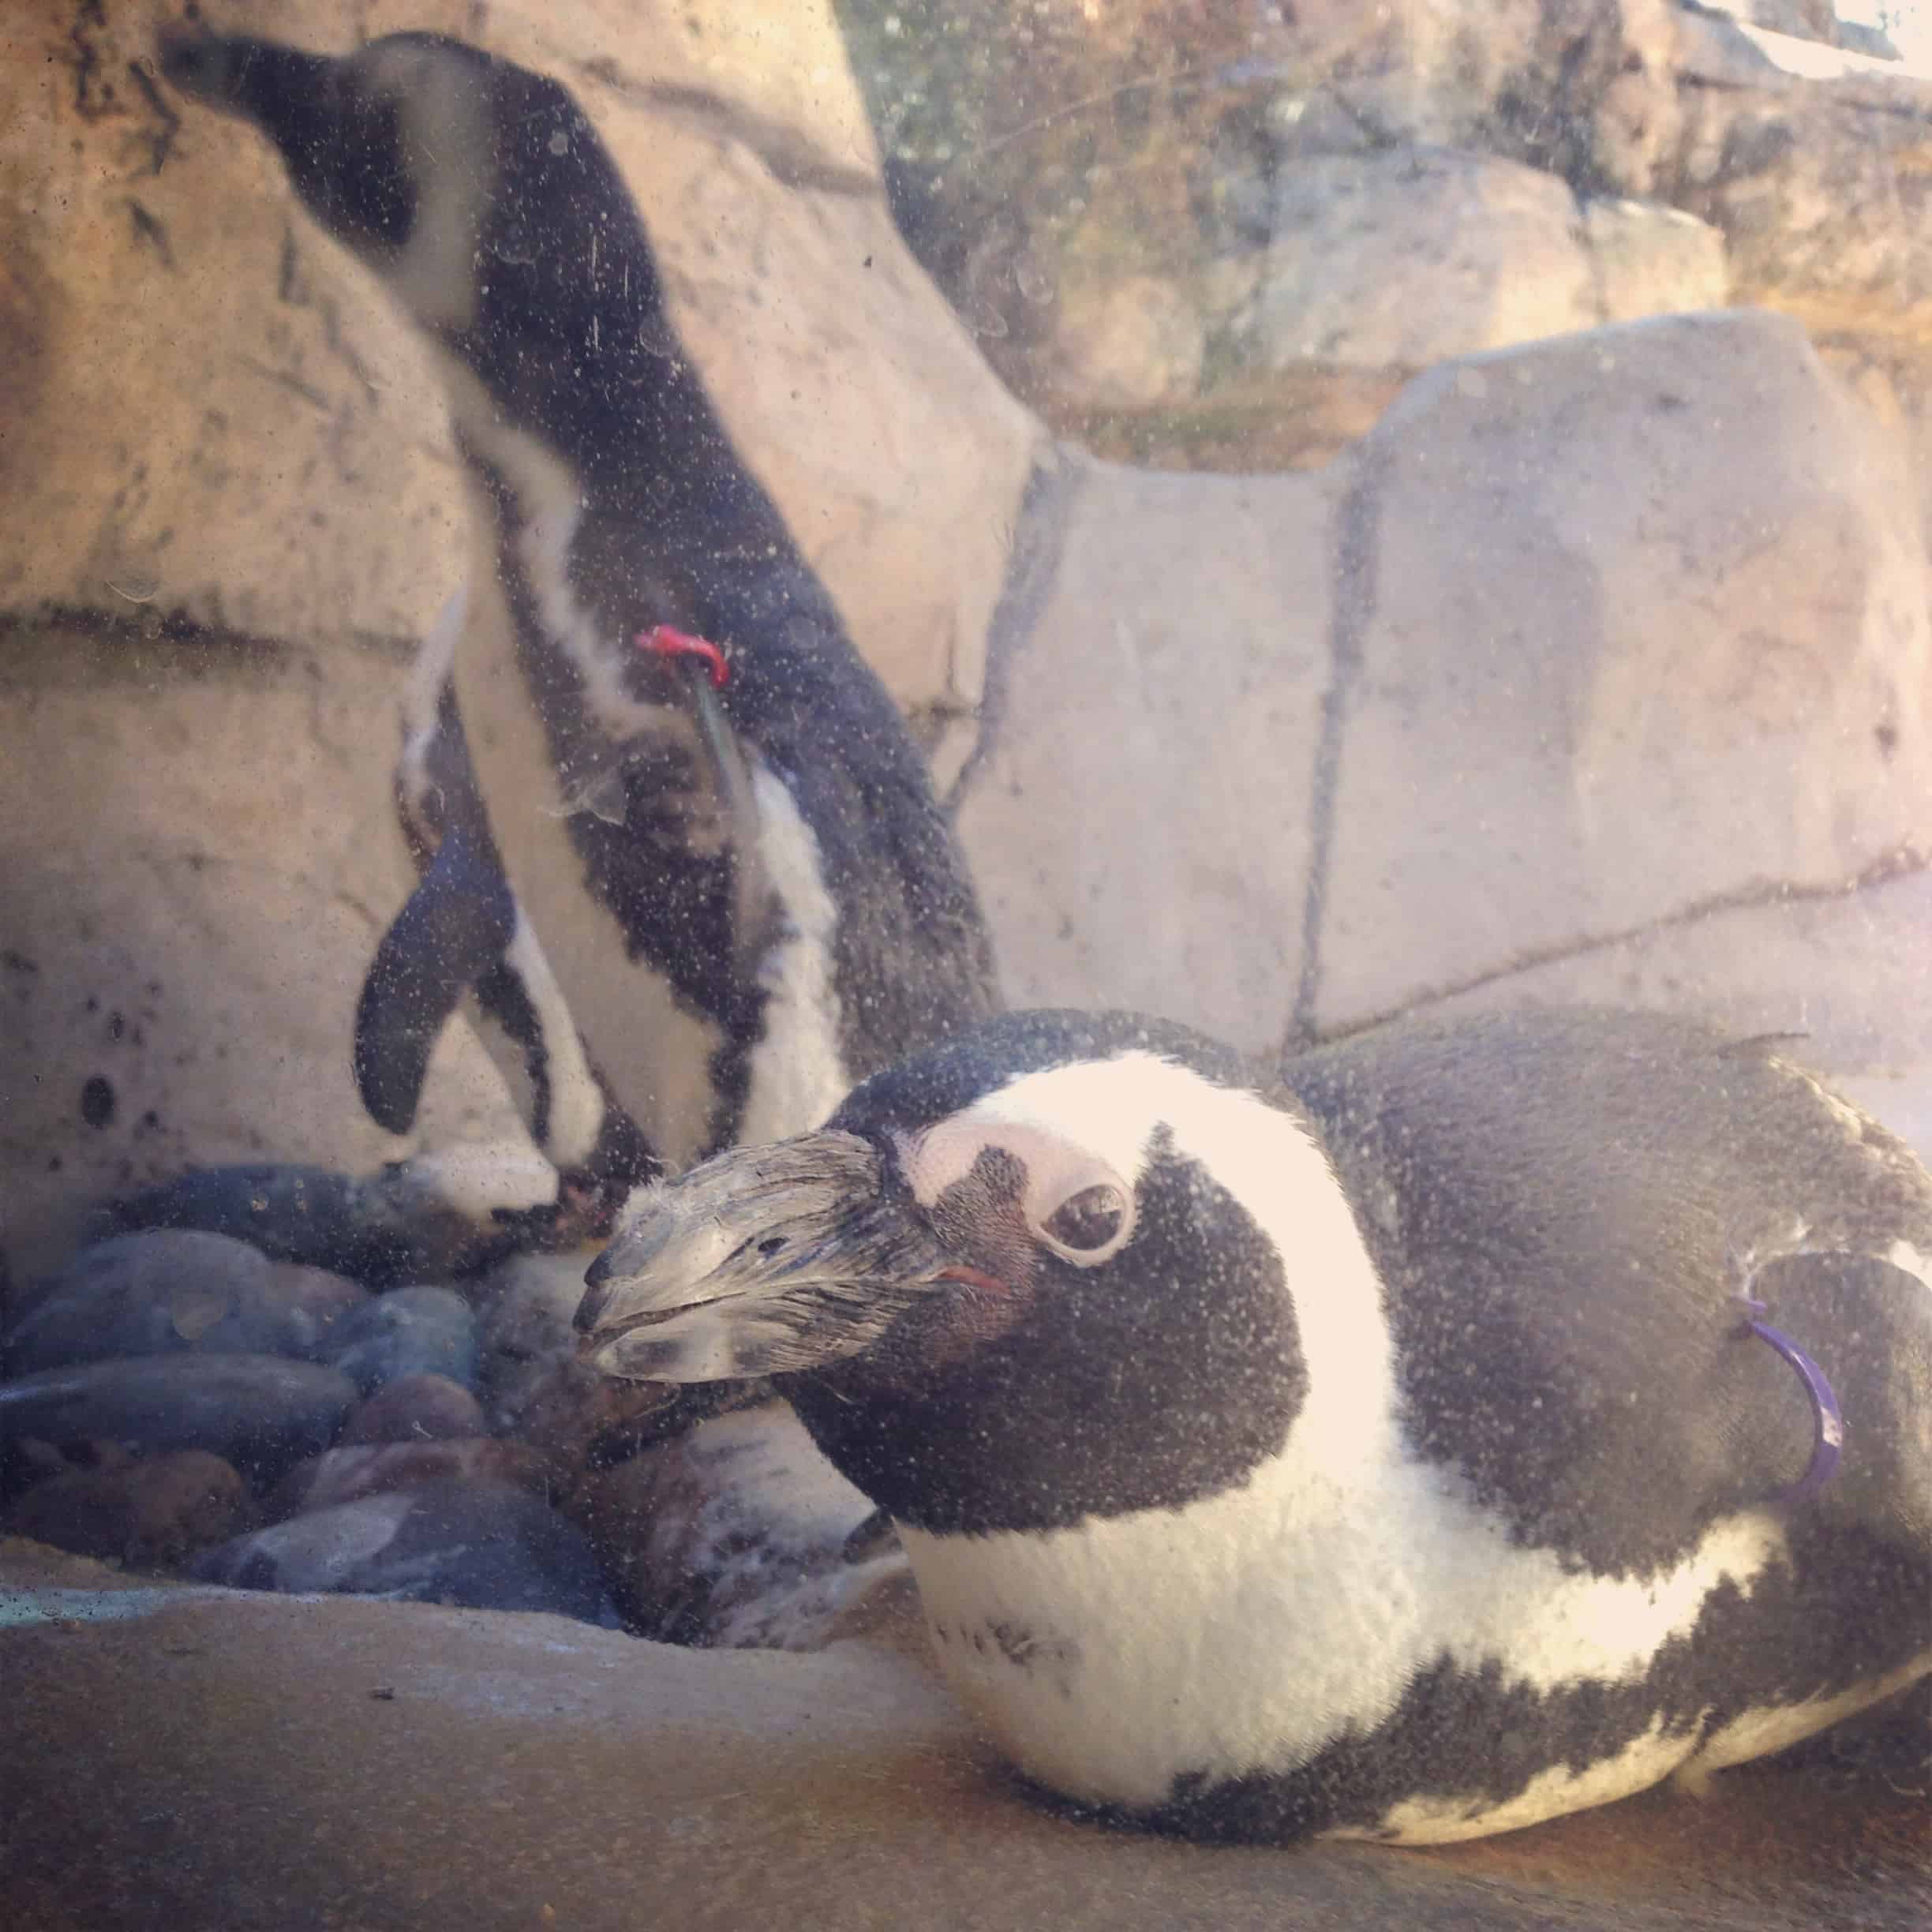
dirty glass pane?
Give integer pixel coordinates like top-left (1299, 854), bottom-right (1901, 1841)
top-left (2, 5), bottom-right (1926, 1927)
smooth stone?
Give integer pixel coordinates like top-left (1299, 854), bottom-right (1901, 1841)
top-left (92, 1162), bottom-right (526, 1290)
top-left (191, 1479), bottom-right (617, 1625)
top-left (0, 1354), bottom-right (356, 1483)
top-left (2, 1230), bottom-right (365, 1376)
top-left (476, 1252), bottom-right (593, 1433)
top-left (324, 1286), bottom-right (479, 1395)
top-left (0, 1448), bottom-right (251, 1570)
top-left (264, 1440), bottom-right (550, 1523)
top-left (6, 1574), bottom-right (1929, 1932)
top-left (339, 1375), bottom-right (488, 1447)
top-left (267, 1262), bottom-right (373, 1359)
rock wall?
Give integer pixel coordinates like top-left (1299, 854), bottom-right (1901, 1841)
top-left (960, 310), bottom-right (1932, 1086)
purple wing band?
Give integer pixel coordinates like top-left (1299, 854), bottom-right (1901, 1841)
top-left (1735, 1294), bottom-right (1845, 1505)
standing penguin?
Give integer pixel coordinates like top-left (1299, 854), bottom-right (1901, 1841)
top-left (577, 1005), bottom-right (1932, 1843)
top-left (128, 27), bottom-right (997, 1273)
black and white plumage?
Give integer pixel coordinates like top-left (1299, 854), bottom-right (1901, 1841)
top-left (148, 28), bottom-right (996, 1261)
top-left (578, 1006), bottom-right (1932, 1844)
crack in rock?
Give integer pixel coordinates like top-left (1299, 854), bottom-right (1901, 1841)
top-left (1303, 842), bottom-right (1932, 1054)
top-left (944, 449), bottom-right (1084, 820)
top-left (1286, 444), bottom-right (1384, 1055)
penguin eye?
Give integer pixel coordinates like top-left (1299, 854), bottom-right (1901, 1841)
top-left (1039, 1181), bottom-right (1130, 1261)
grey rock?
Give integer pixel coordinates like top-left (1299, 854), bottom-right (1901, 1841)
top-left (264, 1439), bottom-right (550, 1523)
top-left (191, 1478), bottom-right (617, 1625)
top-left (2, 1230), bottom-right (364, 1376)
top-left (1257, 147), bottom-right (1596, 371)
top-left (1674, 29), bottom-right (1932, 319)
top-left (1836, 22), bottom-right (1902, 62)
top-left (0, 1354), bottom-right (355, 1483)
top-left (476, 1252), bottom-right (594, 1433)
top-left (93, 1162), bottom-right (534, 1291)
top-left (268, 1262), bottom-right (374, 1357)
top-left (0, 1447), bottom-right (251, 1570)
top-left (325, 1286), bottom-right (479, 1395)
top-left (339, 1374), bottom-right (488, 1447)
top-left (1414, 863), bottom-right (1932, 1110)
top-left (1700, 1), bottom-right (1837, 44)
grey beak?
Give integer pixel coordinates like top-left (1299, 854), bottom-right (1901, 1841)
top-left (157, 29), bottom-right (331, 127)
top-left (575, 1132), bottom-right (947, 1383)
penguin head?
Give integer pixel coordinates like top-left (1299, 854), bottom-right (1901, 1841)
top-left (158, 28), bottom-right (671, 413)
top-left (578, 1012), bottom-right (1385, 1533)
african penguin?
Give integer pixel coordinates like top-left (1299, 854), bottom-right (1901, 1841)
top-left (148, 27), bottom-right (997, 1265)
top-left (577, 1005), bottom-right (1932, 1844)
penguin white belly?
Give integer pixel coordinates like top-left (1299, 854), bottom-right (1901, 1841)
top-left (900, 1437), bottom-right (1798, 1844)
top-left (449, 566), bottom-right (723, 1170)
top-left (734, 762), bottom-right (849, 1147)
top-left (437, 376), bottom-right (724, 1170)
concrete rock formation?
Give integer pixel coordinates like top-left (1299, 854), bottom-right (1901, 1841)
top-left (3, 1556), bottom-right (1928, 1931)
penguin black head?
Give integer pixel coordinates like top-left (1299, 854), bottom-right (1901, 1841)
top-left (577, 1010), bottom-right (1381, 1535)
top-left (158, 26), bottom-right (675, 437)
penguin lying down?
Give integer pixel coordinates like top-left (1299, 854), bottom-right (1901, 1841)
top-left (576, 1005), bottom-right (1932, 1845)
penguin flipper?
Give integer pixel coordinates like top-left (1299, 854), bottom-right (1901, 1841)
top-left (1751, 1250), bottom-right (1932, 1559)
top-left (354, 825), bottom-right (517, 1136)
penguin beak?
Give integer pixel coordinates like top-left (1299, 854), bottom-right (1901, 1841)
top-left (574, 1133), bottom-right (949, 1382)
top-left (157, 28), bottom-right (423, 261)
top-left (157, 30), bottom-right (332, 133)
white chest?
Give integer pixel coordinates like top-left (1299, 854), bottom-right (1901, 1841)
top-left (899, 1445), bottom-right (1789, 1840)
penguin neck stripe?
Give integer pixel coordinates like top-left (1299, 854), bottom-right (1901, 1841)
top-left (1734, 1295), bottom-right (1845, 1503)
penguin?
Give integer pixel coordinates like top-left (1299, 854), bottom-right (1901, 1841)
top-left (575, 1004), bottom-right (1932, 1844)
top-left (137, 27), bottom-right (998, 1271)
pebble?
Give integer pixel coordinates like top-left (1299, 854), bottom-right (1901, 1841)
top-left (267, 1262), bottom-right (373, 1359)
top-left (325, 1286), bottom-right (479, 1394)
top-left (92, 1160), bottom-right (512, 1287)
top-left (2, 1230), bottom-right (368, 1376)
top-left (0, 1354), bottom-right (357, 1483)
top-left (192, 1478), bottom-right (619, 1624)
top-left (0, 1447), bottom-right (252, 1569)
top-left (476, 1252), bottom-right (593, 1432)
top-left (340, 1373), bottom-right (489, 1446)
top-left (264, 1439), bottom-right (551, 1522)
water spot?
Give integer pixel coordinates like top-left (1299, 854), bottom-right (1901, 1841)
top-left (80, 1076), bottom-right (117, 1129)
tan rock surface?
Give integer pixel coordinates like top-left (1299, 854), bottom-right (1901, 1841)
top-left (953, 456), bottom-right (1334, 1058)
top-left (1308, 308), bottom-right (1932, 1039)
top-left (2, 1567), bottom-right (1926, 1931)
top-left (1583, 198), bottom-right (1730, 324)
top-left (0, 627), bottom-right (522, 1275)
top-left (0, 0), bottom-right (1038, 709)
top-left (958, 306), bottom-right (1932, 1081)
top-left (1259, 149), bottom-right (1599, 371)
